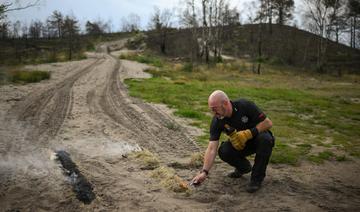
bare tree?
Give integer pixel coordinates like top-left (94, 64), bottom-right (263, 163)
top-left (47, 10), bottom-right (64, 38)
top-left (62, 15), bottom-right (80, 60)
top-left (21, 23), bottom-right (28, 38)
top-left (0, 22), bottom-right (9, 39)
top-left (148, 6), bottom-right (173, 54)
top-left (121, 13), bottom-right (141, 32)
top-left (213, 0), bottom-right (227, 61)
top-left (86, 19), bottom-right (109, 36)
top-left (256, 0), bottom-right (266, 74)
top-left (272, 0), bottom-right (294, 25)
top-left (303, 0), bottom-right (335, 71)
top-left (1, 1), bottom-right (41, 39)
top-left (254, 0), bottom-right (274, 33)
top-left (222, 3), bottom-right (240, 26)
top-left (242, 1), bottom-right (258, 24)
top-left (327, 0), bottom-right (347, 43)
top-left (199, 0), bottom-right (233, 63)
top-left (179, 0), bottom-right (199, 64)
top-left (28, 20), bottom-right (43, 38)
top-left (201, 0), bottom-right (210, 62)
top-left (347, 0), bottom-right (360, 48)
top-left (1, 0), bottom-right (40, 13)
top-left (11, 20), bottom-right (21, 38)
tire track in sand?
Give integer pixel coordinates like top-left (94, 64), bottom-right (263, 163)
top-left (7, 58), bottom-right (104, 150)
top-left (100, 54), bottom-right (199, 160)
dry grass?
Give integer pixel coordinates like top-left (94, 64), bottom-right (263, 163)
top-left (188, 152), bottom-right (204, 168)
top-left (151, 166), bottom-right (190, 193)
top-left (129, 149), bottom-right (160, 170)
top-left (130, 150), bottom-right (191, 193)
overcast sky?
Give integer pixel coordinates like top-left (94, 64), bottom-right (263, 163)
top-left (6, 0), bottom-right (304, 31)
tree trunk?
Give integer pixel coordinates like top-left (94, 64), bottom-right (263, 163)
top-left (350, 18), bottom-right (355, 48)
top-left (279, 7), bottom-right (283, 25)
top-left (202, 0), bottom-right (209, 63)
top-left (257, 24), bottom-right (262, 75)
top-left (354, 17), bottom-right (357, 48)
top-left (68, 35), bottom-right (73, 60)
top-left (335, 26), bottom-right (339, 43)
top-left (257, 62), bottom-right (261, 75)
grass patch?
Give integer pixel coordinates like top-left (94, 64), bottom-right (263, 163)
top-left (164, 121), bottom-right (180, 131)
top-left (270, 143), bottom-right (312, 165)
top-left (335, 155), bottom-right (347, 161)
top-left (8, 70), bottom-right (50, 83)
top-left (120, 52), bottom-right (163, 67)
top-left (307, 151), bottom-right (335, 164)
top-left (181, 63), bottom-right (194, 72)
top-left (125, 57), bottom-right (360, 165)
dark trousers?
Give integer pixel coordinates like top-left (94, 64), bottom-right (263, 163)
top-left (218, 131), bottom-right (275, 183)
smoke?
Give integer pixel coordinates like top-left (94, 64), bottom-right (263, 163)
top-left (54, 137), bottom-right (141, 158)
top-left (0, 149), bottom-right (62, 178)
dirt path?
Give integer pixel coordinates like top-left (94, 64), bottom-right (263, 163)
top-left (0, 40), bottom-right (359, 211)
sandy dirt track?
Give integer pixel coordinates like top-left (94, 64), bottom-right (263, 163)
top-left (1, 40), bottom-right (360, 211)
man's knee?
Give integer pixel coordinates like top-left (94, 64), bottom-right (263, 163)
top-left (218, 141), bottom-right (234, 162)
top-left (255, 132), bottom-right (274, 155)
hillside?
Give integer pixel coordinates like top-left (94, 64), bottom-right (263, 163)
top-left (146, 24), bottom-right (360, 73)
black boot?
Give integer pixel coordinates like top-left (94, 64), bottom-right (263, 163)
top-left (246, 180), bottom-right (262, 193)
top-left (227, 166), bottom-right (251, 178)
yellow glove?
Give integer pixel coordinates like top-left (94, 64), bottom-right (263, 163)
top-left (228, 129), bottom-right (253, 150)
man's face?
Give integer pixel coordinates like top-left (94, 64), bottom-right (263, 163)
top-left (209, 101), bottom-right (226, 119)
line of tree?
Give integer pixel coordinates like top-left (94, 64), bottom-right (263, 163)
top-left (1, 0), bottom-right (359, 71)
top-left (302, 0), bottom-right (360, 71)
top-left (144, 0), bottom-right (359, 74)
top-left (1, 0), bottom-right (359, 47)
top-left (153, 0), bottom-right (240, 63)
top-left (1, 6), bottom-right (141, 39)
top-left (0, 10), bottom-right (112, 39)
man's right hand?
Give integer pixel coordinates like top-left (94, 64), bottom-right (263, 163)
top-left (190, 171), bottom-right (207, 186)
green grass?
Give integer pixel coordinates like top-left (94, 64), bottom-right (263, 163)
top-left (270, 143), bottom-right (312, 165)
top-left (8, 70), bottom-right (50, 83)
top-left (124, 56), bottom-right (360, 165)
top-left (120, 53), bottom-right (163, 67)
top-left (307, 151), bottom-right (336, 164)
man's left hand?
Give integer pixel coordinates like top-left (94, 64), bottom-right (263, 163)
top-left (229, 129), bottom-right (253, 150)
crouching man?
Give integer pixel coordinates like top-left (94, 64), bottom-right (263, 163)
top-left (191, 90), bottom-right (274, 193)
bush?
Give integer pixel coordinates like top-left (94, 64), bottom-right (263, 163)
top-left (125, 32), bottom-right (147, 50)
top-left (120, 53), bottom-right (163, 68)
top-left (135, 55), bottom-right (163, 67)
top-left (9, 70), bottom-right (50, 83)
top-left (216, 55), bottom-right (223, 63)
top-left (268, 57), bottom-right (285, 65)
top-left (182, 63), bottom-right (193, 72)
top-left (86, 42), bottom-right (95, 51)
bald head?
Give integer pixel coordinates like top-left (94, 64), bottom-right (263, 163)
top-left (208, 90), bottom-right (229, 105)
top-left (208, 90), bottom-right (232, 119)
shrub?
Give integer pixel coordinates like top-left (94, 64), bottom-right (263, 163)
top-left (125, 32), bottom-right (147, 50)
top-left (9, 70), bottom-right (50, 83)
top-left (182, 63), bottom-right (193, 72)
